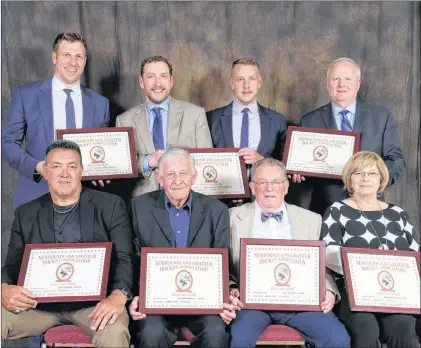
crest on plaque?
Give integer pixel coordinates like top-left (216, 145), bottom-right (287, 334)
top-left (378, 270), bottom-right (394, 291)
top-left (203, 166), bottom-right (217, 182)
top-left (90, 146), bottom-right (105, 163)
top-left (274, 263), bottom-right (291, 286)
top-left (56, 262), bottom-right (74, 282)
top-left (313, 145), bottom-right (328, 161)
top-left (175, 270), bottom-right (193, 292)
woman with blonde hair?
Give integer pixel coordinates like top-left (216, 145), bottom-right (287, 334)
top-left (321, 151), bottom-right (420, 348)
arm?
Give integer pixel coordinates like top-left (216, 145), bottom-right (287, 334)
top-left (196, 107), bottom-right (213, 147)
top-left (101, 98), bottom-right (110, 127)
top-left (401, 210), bottom-right (420, 252)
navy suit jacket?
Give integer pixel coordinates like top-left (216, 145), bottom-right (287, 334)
top-left (2, 79), bottom-right (110, 208)
top-left (291, 101), bottom-right (406, 216)
top-left (206, 102), bottom-right (287, 160)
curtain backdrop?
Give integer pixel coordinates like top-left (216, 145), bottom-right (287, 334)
top-left (2, 1), bottom-right (420, 261)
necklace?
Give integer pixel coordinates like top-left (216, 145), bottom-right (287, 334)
top-left (52, 201), bottom-right (79, 214)
top-left (352, 198), bottom-right (389, 250)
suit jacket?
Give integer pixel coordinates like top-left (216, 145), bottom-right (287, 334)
top-left (206, 102), bottom-right (287, 159)
top-left (292, 101), bottom-right (406, 216)
top-left (1, 79), bottom-right (110, 209)
top-left (2, 188), bottom-right (133, 296)
top-left (116, 98), bottom-right (213, 197)
top-left (228, 202), bottom-right (340, 300)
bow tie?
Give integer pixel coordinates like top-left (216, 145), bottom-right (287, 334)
top-left (261, 211), bottom-right (283, 223)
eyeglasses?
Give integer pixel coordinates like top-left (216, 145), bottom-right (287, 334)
top-left (352, 172), bottom-right (380, 178)
top-left (252, 179), bottom-right (288, 189)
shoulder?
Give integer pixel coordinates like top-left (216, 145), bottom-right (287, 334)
top-left (357, 101), bottom-right (391, 118)
top-left (172, 98), bottom-right (204, 114)
top-left (206, 104), bottom-right (230, 118)
top-left (15, 192), bottom-right (48, 215)
top-left (13, 79), bottom-right (47, 95)
top-left (228, 202), bottom-right (253, 219)
top-left (301, 103), bottom-right (330, 120)
top-left (117, 104), bottom-right (144, 121)
top-left (81, 86), bottom-right (108, 104)
top-left (287, 203), bottom-right (321, 222)
top-left (84, 188), bottom-right (124, 207)
top-left (192, 191), bottom-right (227, 212)
top-left (130, 190), bottom-right (160, 208)
top-left (258, 104), bottom-right (286, 120)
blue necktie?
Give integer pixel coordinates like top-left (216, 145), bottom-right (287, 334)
top-left (152, 107), bottom-right (165, 150)
top-left (63, 89), bottom-right (76, 129)
top-left (340, 109), bottom-right (352, 131)
top-left (240, 108), bottom-right (250, 148)
top-left (261, 211), bottom-right (283, 223)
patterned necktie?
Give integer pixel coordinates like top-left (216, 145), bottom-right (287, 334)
top-left (340, 109), bottom-right (352, 131)
top-left (63, 89), bottom-right (76, 129)
top-left (240, 108), bottom-right (250, 148)
top-left (152, 107), bottom-right (165, 150)
top-left (261, 211), bottom-right (283, 223)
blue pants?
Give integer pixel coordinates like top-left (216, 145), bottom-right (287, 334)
top-left (230, 310), bottom-right (350, 348)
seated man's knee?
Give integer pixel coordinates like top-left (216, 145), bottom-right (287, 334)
top-left (194, 326), bottom-right (228, 348)
top-left (134, 319), bottom-right (174, 348)
top-left (93, 321), bottom-right (130, 348)
top-left (324, 325), bottom-right (351, 348)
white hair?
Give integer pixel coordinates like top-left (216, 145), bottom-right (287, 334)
top-left (158, 148), bottom-right (195, 173)
top-left (250, 158), bottom-right (288, 181)
top-left (327, 57), bottom-right (361, 80)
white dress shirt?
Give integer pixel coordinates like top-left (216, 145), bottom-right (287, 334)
top-left (253, 202), bottom-right (292, 240)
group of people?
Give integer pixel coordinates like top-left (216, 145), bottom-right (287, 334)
top-left (1, 31), bottom-right (419, 348)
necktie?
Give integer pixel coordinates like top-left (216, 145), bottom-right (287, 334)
top-left (240, 108), bottom-right (250, 148)
top-left (63, 89), bottom-right (76, 129)
top-left (340, 109), bottom-right (352, 131)
top-left (261, 211), bottom-right (283, 223)
top-left (152, 107), bottom-right (165, 150)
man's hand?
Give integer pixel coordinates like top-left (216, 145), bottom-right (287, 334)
top-left (91, 180), bottom-right (111, 187)
top-left (129, 296), bottom-right (146, 321)
top-left (1, 283), bottom-right (37, 312)
top-left (148, 150), bottom-right (166, 169)
top-left (238, 148), bottom-right (264, 165)
top-left (36, 161), bottom-right (45, 177)
top-left (320, 290), bottom-right (336, 313)
top-left (88, 290), bottom-right (126, 331)
top-left (290, 174), bottom-right (306, 183)
top-left (229, 288), bottom-right (244, 311)
top-left (220, 298), bottom-right (237, 325)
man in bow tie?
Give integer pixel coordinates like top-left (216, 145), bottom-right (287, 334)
top-left (227, 158), bottom-right (350, 348)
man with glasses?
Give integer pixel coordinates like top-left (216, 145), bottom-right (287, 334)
top-left (227, 158), bottom-right (350, 348)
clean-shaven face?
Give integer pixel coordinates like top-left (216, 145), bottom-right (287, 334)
top-left (327, 60), bottom-right (361, 108)
top-left (52, 40), bottom-right (86, 87)
top-left (230, 64), bottom-right (262, 106)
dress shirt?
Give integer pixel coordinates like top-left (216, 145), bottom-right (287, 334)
top-left (52, 75), bottom-right (83, 138)
top-left (143, 96), bottom-right (171, 172)
top-left (165, 193), bottom-right (192, 248)
top-left (253, 202), bottom-right (292, 240)
top-left (331, 101), bottom-right (356, 130)
top-left (232, 100), bottom-right (260, 150)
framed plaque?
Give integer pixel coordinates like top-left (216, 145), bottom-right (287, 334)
top-left (57, 127), bottom-right (138, 181)
top-left (341, 247), bottom-right (420, 314)
top-left (282, 126), bottom-right (360, 179)
top-left (17, 242), bottom-right (112, 303)
top-left (139, 248), bottom-right (229, 314)
top-left (240, 239), bottom-right (325, 311)
top-left (185, 148), bottom-right (250, 199)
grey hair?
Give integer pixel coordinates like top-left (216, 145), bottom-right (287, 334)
top-left (45, 139), bottom-right (82, 164)
top-left (327, 57), bottom-right (361, 80)
top-left (250, 158), bottom-right (288, 181)
top-left (158, 148), bottom-right (196, 173)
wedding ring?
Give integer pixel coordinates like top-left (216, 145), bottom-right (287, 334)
top-left (13, 308), bottom-right (21, 314)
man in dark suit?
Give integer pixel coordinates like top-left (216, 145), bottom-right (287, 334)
top-left (128, 148), bottom-right (237, 348)
top-left (1, 140), bottom-right (132, 347)
top-left (290, 57), bottom-right (405, 216)
top-left (2, 32), bottom-right (110, 209)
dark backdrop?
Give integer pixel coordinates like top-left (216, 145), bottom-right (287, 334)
top-left (2, 1), bottom-right (420, 262)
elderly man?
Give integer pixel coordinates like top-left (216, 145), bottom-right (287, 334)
top-left (116, 56), bottom-right (212, 198)
top-left (228, 158), bottom-right (350, 348)
top-left (128, 148), bottom-right (236, 348)
top-left (290, 57), bottom-right (405, 216)
top-left (1, 140), bottom-right (132, 347)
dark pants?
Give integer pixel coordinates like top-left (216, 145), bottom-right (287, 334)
top-left (230, 309), bottom-right (350, 348)
top-left (134, 314), bottom-right (228, 348)
top-left (336, 279), bottom-right (420, 348)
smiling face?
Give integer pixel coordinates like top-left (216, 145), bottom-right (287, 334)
top-left (230, 64), bottom-right (262, 106)
top-left (327, 60), bottom-right (361, 108)
top-left (140, 61), bottom-right (174, 104)
top-left (350, 164), bottom-right (381, 198)
top-left (52, 40), bottom-right (87, 87)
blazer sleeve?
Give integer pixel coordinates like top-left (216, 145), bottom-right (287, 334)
top-left (195, 107), bottom-right (213, 147)
top-left (101, 98), bottom-right (110, 127)
top-left (1, 86), bottom-right (40, 178)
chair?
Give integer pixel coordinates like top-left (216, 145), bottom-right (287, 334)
top-left (42, 325), bottom-right (94, 347)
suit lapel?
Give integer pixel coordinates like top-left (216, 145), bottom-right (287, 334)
top-left (133, 105), bottom-right (155, 153)
top-left (188, 192), bottom-right (206, 246)
top-left (38, 79), bottom-right (54, 143)
top-left (80, 189), bottom-right (94, 242)
top-left (320, 103), bottom-right (337, 130)
top-left (352, 101), bottom-right (367, 133)
top-left (167, 98), bottom-right (183, 148)
top-left (256, 103), bottom-right (270, 154)
top-left (81, 86), bottom-right (94, 128)
top-left (286, 203), bottom-right (307, 240)
top-left (235, 202), bottom-right (255, 239)
top-left (220, 103), bottom-right (234, 148)
top-left (39, 195), bottom-right (55, 243)
top-left (152, 193), bottom-right (174, 246)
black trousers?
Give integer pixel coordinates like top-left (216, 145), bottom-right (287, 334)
top-left (133, 314), bottom-right (228, 348)
top-left (335, 279), bottom-right (420, 348)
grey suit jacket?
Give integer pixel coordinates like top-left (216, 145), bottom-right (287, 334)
top-left (116, 98), bottom-right (212, 196)
top-left (228, 202), bottom-right (340, 300)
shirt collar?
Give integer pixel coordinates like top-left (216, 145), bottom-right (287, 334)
top-left (233, 100), bottom-right (259, 115)
top-left (52, 75), bottom-right (81, 95)
top-left (255, 201), bottom-right (286, 216)
top-left (331, 100), bottom-right (356, 116)
top-left (146, 96), bottom-right (171, 114)
top-left (165, 192), bottom-right (192, 212)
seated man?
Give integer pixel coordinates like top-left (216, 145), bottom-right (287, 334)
top-left (128, 148), bottom-right (236, 348)
top-left (1, 140), bottom-right (133, 348)
top-left (228, 158), bottom-right (350, 348)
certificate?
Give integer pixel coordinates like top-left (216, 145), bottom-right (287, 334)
top-left (139, 248), bottom-right (229, 315)
top-left (186, 148), bottom-right (250, 199)
top-left (341, 247), bottom-right (420, 314)
top-left (282, 126), bottom-right (360, 179)
top-left (57, 127), bottom-right (138, 180)
top-left (17, 242), bottom-right (112, 303)
top-left (240, 239), bottom-right (325, 311)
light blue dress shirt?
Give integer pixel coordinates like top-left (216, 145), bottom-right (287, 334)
top-left (232, 100), bottom-right (261, 150)
top-left (331, 101), bottom-right (356, 130)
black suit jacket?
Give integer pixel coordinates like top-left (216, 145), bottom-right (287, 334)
top-left (206, 102), bottom-right (287, 160)
top-left (2, 188), bottom-right (133, 295)
top-left (288, 101), bottom-right (406, 215)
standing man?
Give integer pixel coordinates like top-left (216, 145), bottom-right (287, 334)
top-left (116, 56), bottom-right (212, 197)
top-left (2, 32), bottom-right (110, 209)
top-left (291, 57), bottom-right (405, 216)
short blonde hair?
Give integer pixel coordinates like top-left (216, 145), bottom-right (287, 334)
top-left (342, 151), bottom-right (389, 194)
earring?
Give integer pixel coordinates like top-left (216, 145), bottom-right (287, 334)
top-left (377, 192), bottom-right (382, 198)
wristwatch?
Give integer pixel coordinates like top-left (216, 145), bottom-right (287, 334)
top-left (118, 288), bottom-right (133, 302)
top-left (33, 169), bottom-right (42, 183)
